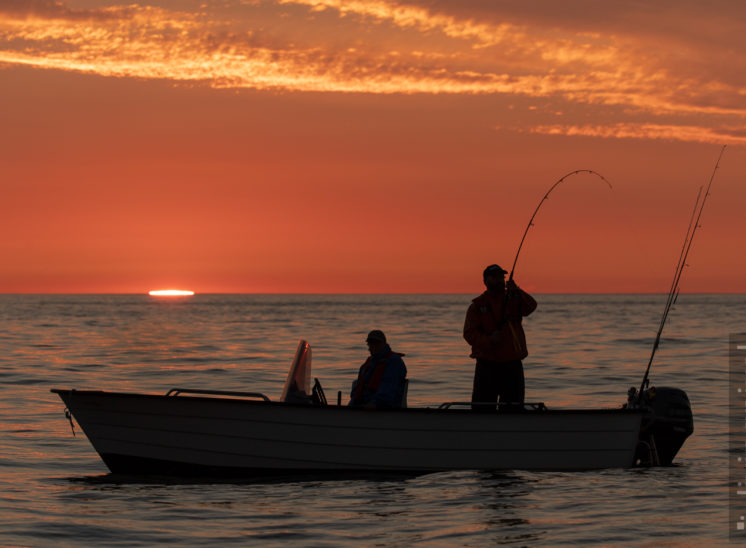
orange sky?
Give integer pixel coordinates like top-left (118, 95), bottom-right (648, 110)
top-left (1, 0), bottom-right (744, 293)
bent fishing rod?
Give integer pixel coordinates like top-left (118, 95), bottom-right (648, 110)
top-left (638, 145), bottom-right (727, 396)
top-left (498, 170), bottom-right (612, 325)
top-left (509, 169), bottom-right (613, 282)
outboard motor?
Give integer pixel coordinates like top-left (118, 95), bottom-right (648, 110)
top-left (633, 386), bottom-right (694, 466)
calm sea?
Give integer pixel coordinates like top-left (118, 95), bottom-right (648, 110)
top-left (1, 294), bottom-right (743, 546)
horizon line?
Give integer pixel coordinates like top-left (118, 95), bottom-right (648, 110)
top-left (1, 291), bottom-right (744, 296)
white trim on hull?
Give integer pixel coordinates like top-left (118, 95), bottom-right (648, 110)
top-left (53, 389), bottom-right (643, 474)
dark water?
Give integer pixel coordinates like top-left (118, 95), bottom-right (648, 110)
top-left (1, 294), bottom-right (742, 546)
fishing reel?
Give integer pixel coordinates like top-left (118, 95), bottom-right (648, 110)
top-left (624, 385), bottom-right (643, 409)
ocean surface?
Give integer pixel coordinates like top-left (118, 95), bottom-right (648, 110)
top-left (1, 293), bottom-right (743, 546)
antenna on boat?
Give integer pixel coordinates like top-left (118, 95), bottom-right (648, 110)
top-left (509, 170), bottom-right (612, 282)
top-left (638, 145), bottom-right (727, 395)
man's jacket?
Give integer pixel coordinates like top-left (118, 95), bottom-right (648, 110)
top-left (349, 344), bottom-right (407, 408)
top-left (463, 288), bottom-right (537, 363)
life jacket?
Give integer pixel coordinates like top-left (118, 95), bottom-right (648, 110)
top-left (469, 292), bottom-right (528, 360)
top-left (352, 350), bottom-right (405, 403)
top-left (474, 292), bottom-right (520, 332)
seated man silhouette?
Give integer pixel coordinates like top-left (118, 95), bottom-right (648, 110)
top-left (349, 330), bottom-right (407, 408)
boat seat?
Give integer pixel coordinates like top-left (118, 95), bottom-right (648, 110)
top-left (401, 379), bottom-right (409, 408)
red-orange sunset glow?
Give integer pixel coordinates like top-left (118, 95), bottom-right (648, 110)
top-left (1, 0), bottom-right (744, 294)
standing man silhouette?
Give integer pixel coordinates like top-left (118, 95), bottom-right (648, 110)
top-left (463, 264), bottom-right (537, 410)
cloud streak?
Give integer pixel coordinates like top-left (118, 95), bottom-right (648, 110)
top-left (1, 0), bottom-right (744, 143)
top-left (528, 123), bottom-right (746, 145)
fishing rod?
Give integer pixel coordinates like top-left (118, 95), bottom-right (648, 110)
top-left (509, 169), bottom-right (612, 281)
top-left (498, 170), bottom-right (612, 327)
top-left (638, 145), bottom-right (727, 395)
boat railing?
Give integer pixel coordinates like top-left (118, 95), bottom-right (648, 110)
top-left (166, 388), bottom-right (270, 401)
top-left (438, 401), bottom-right (547, 411)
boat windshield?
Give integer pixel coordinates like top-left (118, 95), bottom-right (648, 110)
top-left (280, 340), bottom-right (312, 403)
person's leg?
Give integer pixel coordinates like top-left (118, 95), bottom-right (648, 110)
top-left (497, 360), bottom-right (525, 410)
top-left (471, 359), bottom-right (499, 411)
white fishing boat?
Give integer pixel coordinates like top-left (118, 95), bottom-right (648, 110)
top-left (52, 340), bottom-right (693, 476)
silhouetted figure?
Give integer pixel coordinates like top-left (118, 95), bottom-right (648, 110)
top-left (464, 264), bottom-right (537, 411)
top-left (349, 330), bottom-right (407, 408)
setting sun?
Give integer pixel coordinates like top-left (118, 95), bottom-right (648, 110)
top-left (148, 290), bottom-right (195, 297)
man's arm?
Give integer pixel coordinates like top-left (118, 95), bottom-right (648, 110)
top-left (506, 281), bottom-right (537, 317)
top-left (464, 302), bottom-right (493, 352)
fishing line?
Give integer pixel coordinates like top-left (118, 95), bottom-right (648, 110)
top-left (639, 145), bottom-right (727, 394)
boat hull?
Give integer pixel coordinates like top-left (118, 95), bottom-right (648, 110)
top-left (52, 389), bottom-right (643, 475)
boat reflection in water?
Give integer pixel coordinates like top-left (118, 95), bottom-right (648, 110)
top-left (52, 340), bottom-right (692, 476)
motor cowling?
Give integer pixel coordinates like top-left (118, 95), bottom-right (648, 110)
top-left (637, 386), bottom-right (694, 466)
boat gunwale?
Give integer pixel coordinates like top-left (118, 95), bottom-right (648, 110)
top-left (51, 388), bottom-right (643, 416)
